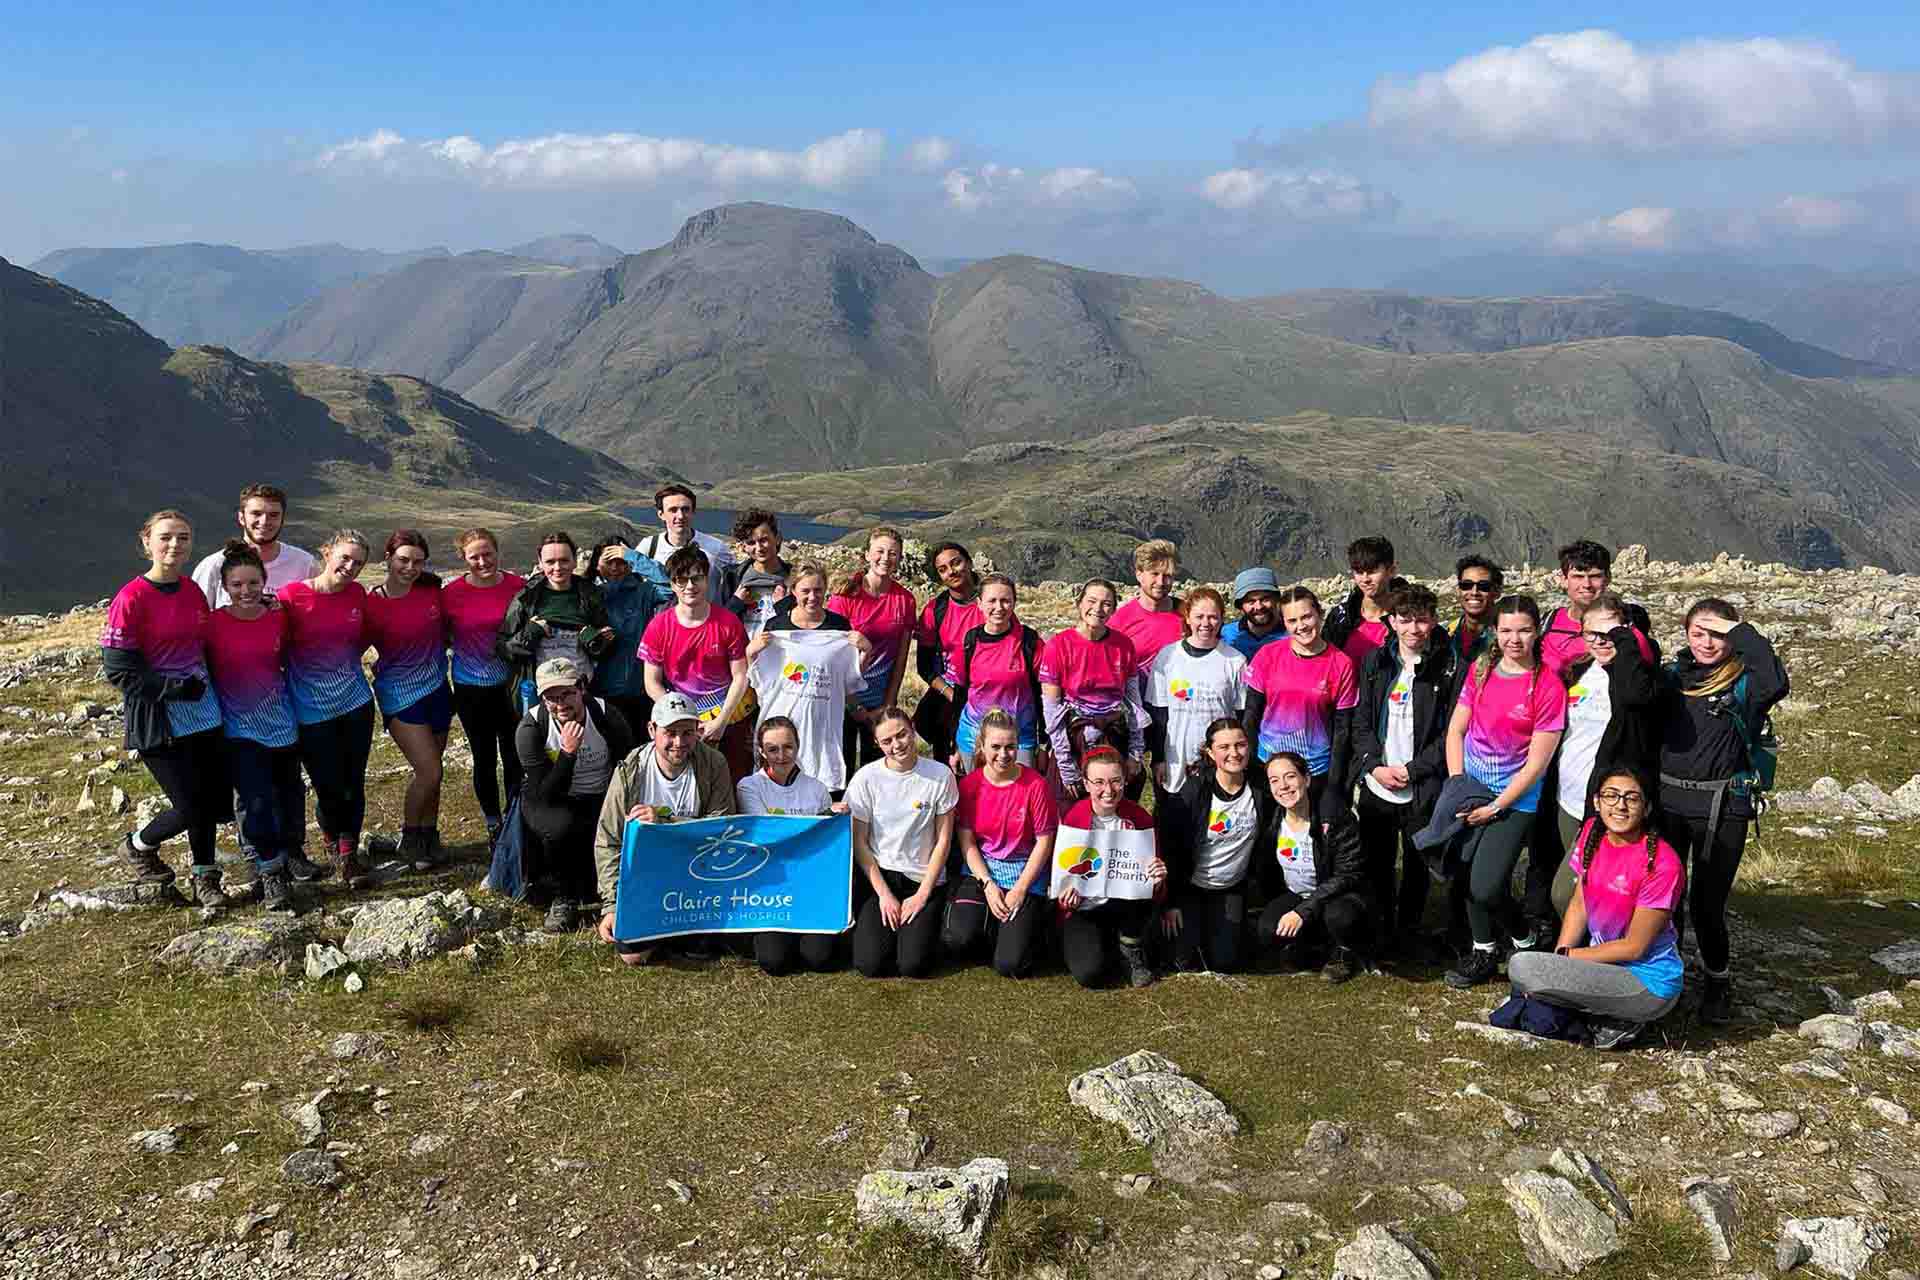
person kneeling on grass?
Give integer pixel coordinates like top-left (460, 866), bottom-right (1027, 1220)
top-left (517, 659), bottom-right (635, 935)
top-left (943, 710), bottom-right (1060, 979)
top-left (1255, 752), bottom-right (1372, 983)
top-left (845, 707), bottom-right (959, 979)
top-left (1057, 747), bottom-right (1164, 988)
top-left (1505, 767), bottom-right (1685, 1050)
top-left (593, 691), bottom-right (736, 965)
top-left (737, 716), bottom-right (850, 977)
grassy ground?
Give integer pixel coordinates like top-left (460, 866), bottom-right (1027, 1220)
top-left (0, 595), bottom-right (1916, 1278)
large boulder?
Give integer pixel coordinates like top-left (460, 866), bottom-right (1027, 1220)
top-left (1066, 1050), bottom-right (1241, 1149)
top-left (1503, 1171), bottom-right (1622, 1273)
top-left (1331, 1223), bottom-right (1439, 1280)
top-left (1797, 1014), bottom-right (1872, 1052)
top-left (1778, 1217), bottom-right (1887, 1279)
top-left (157, 919), bottom-right (318, 975)
top-left (853, 1157), bottom-right (1008, 1265)
top-left (1868, 939), bottom-right (1920, 976)
top-left (344, 890), bottom-right (505, 965)
top-left (1682, 1176), bottom-right (1739, 1262)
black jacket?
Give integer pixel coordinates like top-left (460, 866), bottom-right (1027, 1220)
top-left (515, 698), bottom-right (636, 835)
top-left (1159, 769), bottom-right (1274, 891)
top-left (101, 645), bottom-right (207, 753)
top-left (1324, 582), bottom-right (1404, 657)
top-left (1657, 622), bottom-right (1788, 819)
top-left (1555, 623), bottom-right (1661, 815)
top-left (1253, 807), bottom-right (1368, 920)
top-left (495, 578), bottom-right (616, 687)
top-left (1348, 637), bottom-right (1460, 812)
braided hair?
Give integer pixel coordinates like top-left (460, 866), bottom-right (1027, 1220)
top-left (1577, 765), bottom-right (1661, 891)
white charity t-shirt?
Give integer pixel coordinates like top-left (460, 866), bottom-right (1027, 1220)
top-left (630, 745), bottom-right (701, 819)
top-left (1557, 660), bottom-right (1614, 819)
top-left (1147, 642), bottom-right (1248, 793)
top-left (1192, 782), bottom-right (1260, 890)
top-left (545, 703), bottom-right (612, 796)
top-left (736, 769), bottom-right (833, 816)
top-left (844, 756), bottom-right (959, 882)
top-left (641, 528), bottom-right (734, 574)
top-left (1273, 816), bottom-right (1318, 896)
top-left (749, 629), bottom-right (867, 790)
top-left (1364, 653), bottom-right (1418, 805)
top-left (191, 542), bottom-right (316, 608)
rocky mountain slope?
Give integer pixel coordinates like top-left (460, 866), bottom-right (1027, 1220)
top-left (0, 257), bottom-right (655, 612)
top-left (502, 233), bottom-right (624, 268)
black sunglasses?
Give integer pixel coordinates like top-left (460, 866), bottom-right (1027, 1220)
top-left (1456, 579), bottom-right (1498, 593)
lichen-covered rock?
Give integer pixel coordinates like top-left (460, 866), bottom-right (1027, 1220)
top-left (1797, 1014), bottom-right (1871, 1052)
top-left (157, 919), bottom-right (318, 975)
top-left (304, 943), bottom-right (351, 982)
top-left (343, 890), bottom-right (504, 965)
top-left (1503, 1170), bottom-right (1622, 1273)
top-left (1548, 1148), bottom-right (1632, 1223)
top-left (1682, 1176), bottom-right (1739, 1262)
top-left (1778, 1217), bottom-right (1887, 1279)
top-left (280, 1149), bottom-right (344, 1189)
top-left (1066, 1050), bottom-right (1240, 1149)
top-left (1869, 939), bottom-right (1920, 976)
top-left (1331, 1223), bottom-right (1439, 1280)
top-left (1868, 1021), bottom-right (1920, 1059)
top-left (853, 1157), bottom-right (1007, 1264)
top-left (20, 881), bottom-right (186, 931)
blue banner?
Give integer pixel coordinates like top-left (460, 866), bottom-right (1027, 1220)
top-left (612, 813), bottom-right (854, 942)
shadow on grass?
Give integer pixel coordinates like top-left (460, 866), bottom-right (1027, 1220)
top-left (547, 1030), bottom-right (629, 1073)
top-left (381, 993), bottom-right (470, 1041)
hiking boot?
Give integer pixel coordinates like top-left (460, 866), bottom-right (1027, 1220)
top-left (1116, 937), bottom-right (1154, 988)
top-left (285, 850), bottom-right (329, 882)
top-left (189, 870), bottom-right (231, 912)
top-left (485, 817), bottom-right (503, 851)
top-left (121, 832), bottom-right (176, 885)
top-left (544, 898), bottom-right (578, 935)
top-left (1445, 947), bottom-right (1501, 989)
top-left (338, 837), bottom-right (373, 891)
top-left (1591, 1019), bottom-right (1646, 1051)
top-left (259, 867), bottom-right (297, 914)
top-left (1700, 974), bottom-right (1735, 1025)
top-left (1320, 946), bottom-right (1358, 985)
top-left (1511, 916), bottom-right (1557, 954)
top-left (413, 827), bottom-right (444, 873)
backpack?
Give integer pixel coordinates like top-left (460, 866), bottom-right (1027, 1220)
top-left (484, 792), bottom-right (530, 901)
top-left (1723, 671), bottom-right (1779, 801)
top-left (958, 624), bottom-right (1043, 707)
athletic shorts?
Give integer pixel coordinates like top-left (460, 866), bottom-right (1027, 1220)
top-left (387, 682), bottom-right (454, 733)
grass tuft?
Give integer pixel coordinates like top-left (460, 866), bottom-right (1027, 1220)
top-left (382, 992), bottom-right (469, 1037)
top-left (546, 1029), bottom-right (629, 1073)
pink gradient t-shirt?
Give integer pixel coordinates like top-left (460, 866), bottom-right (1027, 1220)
top-left (830, 580), bottom-right (918, 709)
top-left (276, 580), bottom-right (373, 725)
top-left (1338, 617), bottom-right (1390, 667)
top-left (205, 608), bottom-right (295, 747)
top-left (1109, 598), bottom-right (1186, 674)
top-left (640, 607), bottom-right (748, 718)
top-left (1568, 821), bottom-right (1685, 998)
top-left (956, 765), bottom-right (1059, 894)
top-left (442, 573), bottom-right (524, 687)
top-left (1457, 663), bottom-right (1568, 812)
top-left (365, 582), bottom-right (450, 715)
top-left (1038, 628), bottom-right (1138, 715)
top-left (1245, 642), bottom-right (1358, 774)
top-left (101, 576), bottom-right (222, 738)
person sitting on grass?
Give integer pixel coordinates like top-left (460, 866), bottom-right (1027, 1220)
top-left (593, 691), bottom-right (736, 966)
top-left (737, 715), bottom-right (846, 977)
top-left (845, 706), bottom-right (960, 979)
top-left (1506, 767), bottom-right (1686, 1050)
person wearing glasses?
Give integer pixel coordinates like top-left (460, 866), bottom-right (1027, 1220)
top-left (641, 547), bottom-right (753, 781)
top-left (1506, 767), bottom-right (1685, 1050)
top-left (1450, 556), bottom-right (1503, 665)
top-left (516, 659), bottom-right (636, 934)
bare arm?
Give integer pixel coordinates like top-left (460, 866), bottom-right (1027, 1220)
top-left (1444, 700), bottom-right (1471, 775)
top-left (1570, 902), bottom-right (1672, 965)
top-left (850, 816), bottom-right (891, 896)
top-left (643, 660), bottom-right (670, 702)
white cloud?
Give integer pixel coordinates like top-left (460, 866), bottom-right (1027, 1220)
top-left (317, 127), bottom-right (887, 190)
top-left (1199, 167), bottom-right (1399, 221)
top-left (1550, 205), bottom-right (1684, 252)
top-left (1550, 186), bottom-right (1920, 252)
top-left (1369, 30), bottom-right (1920, 150)
top-left (906, 136), bottom-right (954, 171)
top-left (939, 163), bottom-right (1136, 212)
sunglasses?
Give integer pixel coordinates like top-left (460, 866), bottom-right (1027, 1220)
top-left (1457, 580), bottom-right (1498, 593)
top-left (1582, 630), bottom-right (1617, 644)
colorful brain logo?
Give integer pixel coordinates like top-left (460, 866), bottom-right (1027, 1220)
top-left (1208, 810), bottom-right (1234, 835)
top-left (1055, 845), bottom-right (1103, 878)
top-left (1169, 679), bottom-right (1193, 702)
top-left (1387, 682), bottom-right (1410, 705)
top-left (782, 661), bottom-right (809, 684)
top-left (1566, 683), bottom-right (1589, 708)
top-left (1276, 835), bottom-right (1297, 861)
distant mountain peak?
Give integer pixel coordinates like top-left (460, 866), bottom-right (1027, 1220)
top-left (502, 233), bottom-right (624, 268)
top-left (670, 202), bottom-right (877, 252)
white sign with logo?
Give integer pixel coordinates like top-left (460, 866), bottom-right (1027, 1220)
top-left (1048, 824), bottom-right (1156, 905)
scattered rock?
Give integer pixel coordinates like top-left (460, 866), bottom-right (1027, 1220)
top-left (1778, 1217), bottom-right (1887, 1279)
top-left (1850, 990), bottom-right (1900, 1014)
top-left (667, 1179), bottom-right (694, 1205)
top-left (127, 1126), bottom-right (182, 1154)
top-left (286, 1090), bottom-right (333, 1145)
top-left (328, 1031), bottom-right (382, 1061)
top-left (1869, 940), bottom-right (1920, 976)
top-left (19, 881), bottom-right (186, 931)
top-left (1738, 1110), bottom-right (1802, 1140)
top-left (1453, 1021), bottom-right (1546, 1050)
top-left (231, 1204), bottom-right (281, 1240)
top-left (174, 1177), bottom-right (224, 1202)
top-left (1797, 1015), bottom-right (1871, 1053)
top-left (1715, 1082), bottom-right (1766, 1112)
top-left (1869, 1021), bottom-right (1920, 1058)
top-left (1300, 1119), bottom-right (1348, 1155)
top-left (1782, 1056), bottom-right (1850, 1083)
top-left (157, 918), bottom-right (318, 975)
top-left (407, 1134), bottom-right (448, 1158)
top-left (1682, 1176), bottom-right (1739, 1263)
top-left (1415, 1182), bottom-right (1467, 1215)
top-left (853, 1157), bottom-right (1008, 1264)
top-left (280, 1149), bottom-right (344, 1189)
top-left (1848, 1169), bottom-right (1887, 1207)
top-left (1865, 1096), bottom-right (1911, 1126)
top-left (1113, 1173), bottom-right (1155, 1198)
top-left (878, 1126), bottom-right (934, 1172)
top-left (1549, 1148), bottom-right (1632, 1223)
top-left (1330, 1223), bottom-right (1438, 1280)
top-left (1630, 1089), bottom-right (1668, 1115)
top-left (1502, 1170), bottom-right (1622, 1273)
top-left (343, 890), bottom-right (505, 965)
top-left (344, 972), bottom-right (365, 994)
top-left (305, 944), bottom-right (352, 982)
top-left (1066, 1050), bottom-right (1240, 1149)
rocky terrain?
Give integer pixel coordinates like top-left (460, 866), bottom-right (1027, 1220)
top-left (0, 545), bottom-right (1915, 1279)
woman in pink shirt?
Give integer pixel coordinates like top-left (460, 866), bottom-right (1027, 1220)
top-left (1040, 579), bottom-right (1147, 803)
top-left (942, 711), bottom-right (1060, 978)
top-left (366, 530), bottom-right (453, 871)
top-left (828, 526), bottom-right (917, 773)
top-left (442, 528), bottom-right (526, 847)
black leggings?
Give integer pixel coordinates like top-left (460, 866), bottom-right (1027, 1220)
top-left (297, 700), bottom-right (375, 845)
top-left (755, 931), bottom-right (841, 975)
top-left (225, 738), bottom-right (305, 862)
top-left (1256, 889), bottom-right (1372, 955)
top-left (137, 728), bottom-right (229, 868)
top-left (1060, 898), bottom-right (1155, 988)
top-left (1171, 882), bottom-right (1248, 973)
top-left (942, 874), bottom-right (1051, 978)
top-left (522, 791), bottom-right (604, 902)
top-left (454, 681), bottom-right (523, 822)
top-left (1355, 788), bottom-right (1431, 938)
top-left (843, 713), bottom-right (883, 776)
top-left (852, 868), bottom-right (946, 978)
top-left (1658, 801), bottom-right (1749, 975)
top-left (1451, 809), bottom-right (1533, 945)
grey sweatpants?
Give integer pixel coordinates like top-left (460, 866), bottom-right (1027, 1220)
top-left (1507, 951), bottom-right (1679, 1024)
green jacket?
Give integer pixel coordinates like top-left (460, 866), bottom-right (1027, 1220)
top-left (495, 577), bottom-right (615, 687)
top-left (593, 742), bottom-right (736, 909)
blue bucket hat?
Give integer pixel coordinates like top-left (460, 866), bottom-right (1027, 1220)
top-left (1231, 567), bottom-right (1280, 604)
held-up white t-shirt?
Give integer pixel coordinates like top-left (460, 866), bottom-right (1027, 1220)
top-left (1364, 656), bottom-right (1418, 805)
top-left (1557, 661), bottom-right (1614, 819)
top-left (191, 542), bottom-right (316, 608)
top-left (545, 702), bottom-right (612, 796)
top-left (1147, 642), bottom-right (1248, 793)
top-left (736, 770), bottom-right (833, 816)
top-left (845, 757), bottom-right (959, 882)
top-left (630, 745), bottom-right (701, 819)
top-left (1274, 816), bottom-right (1318, 896)
top-left (748, 630), bottom-right (867, 790)
top-left (1191, 783), bottom-right (1260, 890)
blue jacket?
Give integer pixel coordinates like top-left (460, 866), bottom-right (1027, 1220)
top-left (593, 555), bottom-right (671, 699)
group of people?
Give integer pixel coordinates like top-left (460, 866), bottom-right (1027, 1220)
top-left (103, 482), bottom-right (1788, 1048)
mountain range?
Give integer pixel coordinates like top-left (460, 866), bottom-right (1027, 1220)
top-left (0, 256), bottom-right (658, 612)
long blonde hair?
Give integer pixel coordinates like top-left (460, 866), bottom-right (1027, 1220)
top-left (1683, 598), bottom-right (1746, 699)
top-left (837, 526), bottom-right (904, 598)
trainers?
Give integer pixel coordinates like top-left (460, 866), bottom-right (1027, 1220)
top-left (338, 837), bottom-right (373, 891)
top-left (1700, 974), bottom-right (1735, 1024)
top-left (285, 850), bottom-right (329, 882)
top-left (260, 868), bottom-right (297, 914)
top-left (121, 833), bottom-right (176, 884)
top-left (413, 827), bottom-right (444, 873)
top-left (1445, 947), bottom-right (1501, 989)
top-left (544, 898), bottom-right (578, 935)
top-left (1320, 946), bottom-right (1357, 985)
top-left (189, 870), bottom-right (231, 912)
top-left (1591, 1019), bottom-right (1646, 1051)
top-left (1116, 937), bottom-right (1154, 988)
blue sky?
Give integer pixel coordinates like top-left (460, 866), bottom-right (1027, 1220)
top-left (7, 2), bottom-right (1920, 288)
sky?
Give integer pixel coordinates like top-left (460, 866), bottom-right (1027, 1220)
top-left (7, 1), bottom-right (1920, 291)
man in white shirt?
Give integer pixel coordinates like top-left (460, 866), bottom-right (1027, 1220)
top-left (189, 483), bottom-right (316, 606)
top-left (592, 691), bottom-right (735, 964)
top-left (635, 484), bottom-right (734, 575)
